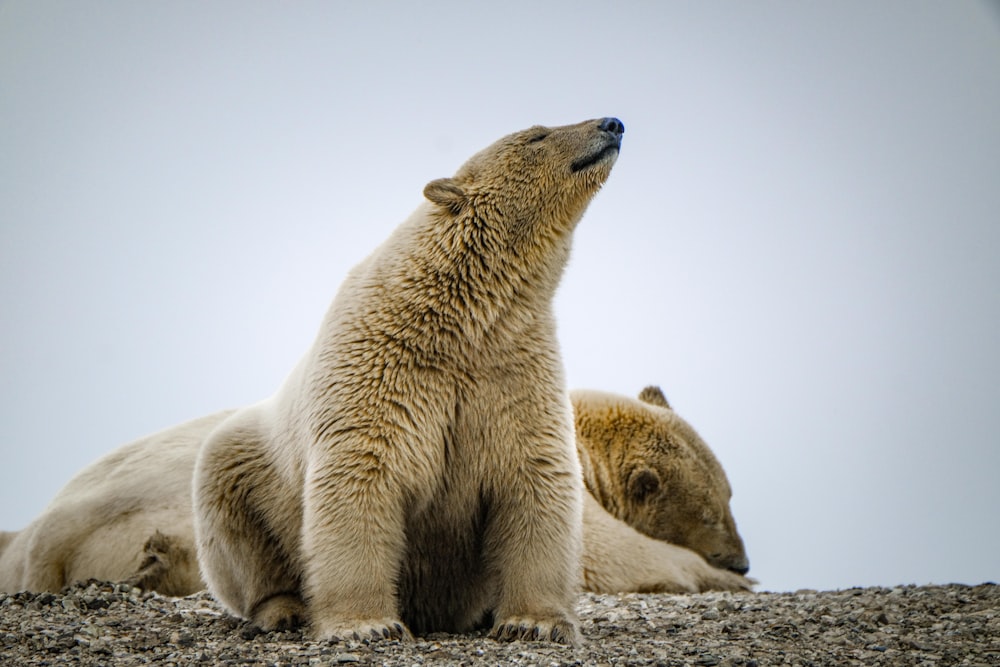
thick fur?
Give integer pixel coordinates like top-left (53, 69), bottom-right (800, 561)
top-left (191, 118), bottom-right (626, 644)
top-left (0, 389), bottom-right (752, 600)
top-left (575, 386), bottom-right (750, 577)
top-left (0, 413), bottom-right (225, 597)
top-left (581, 493), bottom-right (746, 593)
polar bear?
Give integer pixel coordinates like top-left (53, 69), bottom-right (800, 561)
top-left (0, 413), bottom-right (225, 597)
top-left (575, 386), bottom-right (750, 593)
top-left (191, 118), bottom-right (626, 644)
top-left (0, 388), bottom-right (752, 601)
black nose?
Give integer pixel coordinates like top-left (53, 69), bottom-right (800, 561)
top-left (729, 557), bottom-right (750, 576)
top-left (598, 117), bottom-right (624, 136)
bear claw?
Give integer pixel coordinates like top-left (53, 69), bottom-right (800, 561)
top-left (313, 618), bottom-right (412, 644)
top-left (491, 616), bottom-right (579, 645)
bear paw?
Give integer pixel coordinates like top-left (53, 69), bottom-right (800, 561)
top-left (699, 567), bottom-right (756, 593)
top-left (491, 615), bottom-right (579, 645)
top-left (124, 531), bottom-right (177, 591)
top-left (678, 550), bottom-right (756, 593)
top-left (250, 593), bottom-right (307, 632)
top-left (312, 617), bottom-right (412, 643)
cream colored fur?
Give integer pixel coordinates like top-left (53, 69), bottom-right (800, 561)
top-left (0, 119), bottom-right (755, 631)
top-left (581, 493), bottom-right (745, 593)
top-left (575, 386), bottom-right (749, 575)
top-left (189, 118), bottom-right (627, 644)
top-left (0, 389), bottom-right (752, 599)
top-left (0, 413), bottom-right (226, 596)
top-left (575, 386), bottom-right (750, 592)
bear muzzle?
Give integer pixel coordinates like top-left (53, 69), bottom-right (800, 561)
top-left (570, 117), bottom-right (625, 173)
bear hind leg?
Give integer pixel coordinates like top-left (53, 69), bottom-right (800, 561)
top-left (194, 421), bottom-right (305, 631)
top-left (251, 592), bottom-right (307, 632)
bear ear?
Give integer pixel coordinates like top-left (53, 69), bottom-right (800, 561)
top-left (638, 385), bottom-right (671, 409)
top-left (424, 177), bottom-right (467, 214)
top-left (627, 467), bottom-right (661, 502)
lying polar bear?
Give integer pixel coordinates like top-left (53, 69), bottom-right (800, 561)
top-left (0, 387), bottom-right (750, 597)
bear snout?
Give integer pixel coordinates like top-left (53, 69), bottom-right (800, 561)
top-left (725, 556), bottom-right (751, 576)
top-left (598, 117), bottom-right (625, 138)
top-left (570, 118), bottom-right (625, 173)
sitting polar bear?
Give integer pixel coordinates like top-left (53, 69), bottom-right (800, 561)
top-left (0, 387), bottom-right (751, 600)
top-left (189, 119), bottom-right (630, 644)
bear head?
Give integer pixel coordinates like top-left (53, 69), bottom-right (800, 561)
top-left (423, 117), bottom-right (624, 253)
top-left (572, 386), bottom-right (750, 575)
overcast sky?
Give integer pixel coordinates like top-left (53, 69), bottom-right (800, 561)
top-left (2, 1), bottom-right (998, 593)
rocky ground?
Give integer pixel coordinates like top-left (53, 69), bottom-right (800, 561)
top-left (1, 581), bottom-right (997, 666)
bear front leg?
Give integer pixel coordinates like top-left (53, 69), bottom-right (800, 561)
top-left (579, 492), bottom-right (753, 594)
top-left (485, 436), bottom-right (583, 645)
top-left (300, 449), bottom-right (412, 643)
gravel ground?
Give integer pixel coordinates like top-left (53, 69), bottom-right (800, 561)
top-left (1, 580), bottom-right (997, 666)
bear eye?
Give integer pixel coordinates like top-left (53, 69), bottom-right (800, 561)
top-left (527, 131), bottom-right (549, 144)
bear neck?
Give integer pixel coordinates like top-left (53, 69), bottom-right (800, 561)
top-left (301, 201), bottom-right (578, 381)
top-left (576, 432), bottom-right (627, 519)
top-left (392, 203), bottom-right (576, 343)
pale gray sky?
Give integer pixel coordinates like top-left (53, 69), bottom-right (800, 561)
top-left (2, 1), bottom-right (998, 593)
